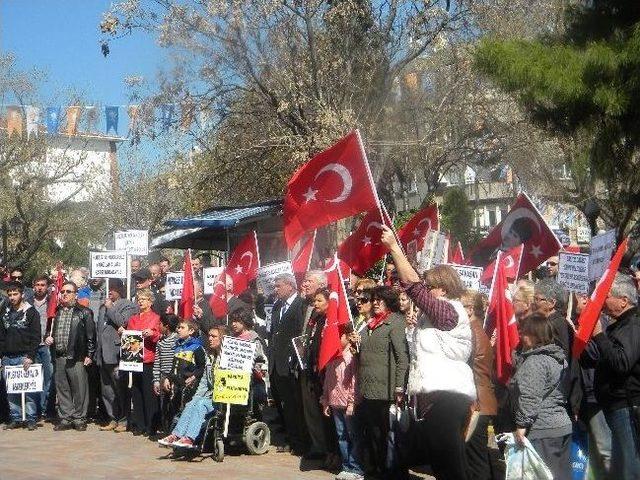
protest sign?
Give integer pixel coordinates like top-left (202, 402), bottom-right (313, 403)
top-left (577, 227), bottom-right (591, 244)
top-left (417, 230), bottom-right (447, 273)
top-left (589, 229), bottom-right (616, 281)
top-left (90, 250), bottom-right (127, 279)
top-left (203, 266), bottom-right (224, 295)
top-left (256, 261), bottom-right (293, 297)
top-left (114, 230), bottom-right (149, 256)
top-left (264, 304), bottom-right (274, 333)
top-left (557, 252), bottom-right (590, 294)
top-left (165, 272), bottom-right (184, 301)
top-left (4, 365), bottom-right (43, 393)
top-left (213, 369), bottom-right (251, 405)
top-left (219, 336), bottom-right (257, 373)
top-left (119, 330), bottom-right (144, 372)
top-left (446, 264), bottom-right (484, 291)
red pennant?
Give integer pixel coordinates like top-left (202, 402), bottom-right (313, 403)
top-left (180, 250), bottom-right (195, 320)
top-left (397, 204), bottom-right (439, 252)
top-left (208, 273), bottom-right (229, 318)
top-left (226, 231), bottom-right (260, 295)
top-left (449, 240), bottom-right (465, 265)
top-left (572, 238), bottom-right (628, 358)
top-left (284, 130), bottom-right (379, 248)
top-left (480, 244), bottom-right (524, 284)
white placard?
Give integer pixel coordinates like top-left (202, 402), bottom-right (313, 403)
top-left (219, 336), bottom-right (257, 373)
top-left (165, 271), bottom-right (184, 301)
top-left (256, 261), bottom-right (294, 297)
top-left (557, 252), bottom-right (590, 294)
top-left (577, 227), bottom-right (591, 244)
top-left (91, 250), bottom-right (128, 279)
top-left (589, 229), bottom-right (616, 281)
top-left (264, 304), bottom-right (274, 334)
top-left (446, 264), bottom-right (484, 291)
top-left (4, 365), bottom-right (43, 393)
top-left (119, 330), bottom-right (144, 372)
top-left (114, 230), bottom-right (149, 256)
top-left (203, 266), bottom-right (224, 295)
top-left (417, 230), bottom-right (448, 273)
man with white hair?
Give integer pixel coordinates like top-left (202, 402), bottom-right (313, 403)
top-left (588, 273), bottom-right (640, 478)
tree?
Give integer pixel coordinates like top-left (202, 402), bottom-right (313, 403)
top-left (440, 187), bottom-right (475, 249)
top-left (474, 1), bottom-right (640, 244)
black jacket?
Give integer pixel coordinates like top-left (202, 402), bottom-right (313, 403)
top-left (268, 295), bottom-right (306, 377)
top-left (586, 307), bottom-right (640, 411)
top-left (53, 304), bottom-right (96, 361)
top-left (0, 302), bottom-right (41, 360)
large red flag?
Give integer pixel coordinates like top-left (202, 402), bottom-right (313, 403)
top-left (180, 249), bottom-right (195, 320)
top-left (480, 244), bottom-right (524, 284)
top-left (318, 256), bottom-right (352, 371)
top-left (283, 130), bottom-right (379, 248)
top-left (338, 207), bottom-right (393, 276)
top-left (208, 273), bottom-right (229, 318)
top-left (47, 265), bottom-right (64, 320)
top-left (467, 192), bottom-right (561, 276)
top-left (449, 239), bottom-right (465, 265)
top-left (291, 230), bottom-right (316, 274)
top-left (486, 251), bottom-right (520, 384)
top-left (397, 203), bottom-right (439, 252)
top-left (226, 231), bottom-right (260, 295)
top-left (572, 238), bottom-right (628, 358)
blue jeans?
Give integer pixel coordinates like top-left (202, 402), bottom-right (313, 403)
top-left (604, 407), bottom-right (640, 479)
top-left (333, 407), bottom-right (364, 475)
top-left (35, 345), bottom-right (54, 415)
top-left (1, 355), bottom-right (38, 423)
top-left (585, 405), bottom-right (612, 478)
top-left (172, 396), bottom-right (216, 441)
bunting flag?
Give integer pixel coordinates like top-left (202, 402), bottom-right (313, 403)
top-left (572, 237), bottom-right (628, 358)
top-left (127, 105), bottom-right (140, 135)
top-left (46, 107), bottom-right (61, 134)
top-left (25, 106), bottom-right (40, 138)
top-left (85, 106), bottom-right (99, 132)
top-left (338, 206), bottom-right (393, 276)
top-left (449, 239), bottom-right (465, 265)
top-left (161, 104), bottom-right (174, 131)
top-left (65, 106), bottom-right (81, 136)
top-left (7, 106), bottom-right (23, 136)
top-left (284, 130), bottom-right (380, 248)
top-left (105, 106), bottom-right (119, 134)
top-left (480, 244), bottom-right (524, 284)
top-left (291, 230), bottom-right (316, 274)
top-left (225, 231), bottom-right (261, 295)
top-left (318, 255), bottom-right (353, 370)
top-left (397, 203), bottom-right (439, 252)
top-left (209, 272), bottom-right (229, 318)
top-left (180, 249), bottom-right (195, 320)
top-left (467, 192), bottom-right (561, 276)
top-left (485, 251), bottom-right (520, 384)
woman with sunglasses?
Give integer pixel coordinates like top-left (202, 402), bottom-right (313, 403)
top-left (353, 289), bottom-right (374, 332)
top-left (381, 225), bottom-right (476, 480)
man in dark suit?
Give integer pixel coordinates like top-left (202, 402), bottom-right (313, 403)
top-left (268, 273), bottom-right (307, 454)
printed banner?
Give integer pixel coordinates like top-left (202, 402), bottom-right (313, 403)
top-left (90, 250), bottom-right (127, 279)
top-left (446, 264), bottom-right (484, 291)
top-left (558, 252), bottom-right (590, 294)
top-left (105, 106), bottom-right (119, 134)
top-left (213, 369), bottom-right (251, 405)
top-left (114, 230), bottom-right (149, 256)
top-left (219, 336), bottom-right (257, 373)
top-left (203, 266), bottom-right (224, 295)
top-left (119, 330), bottom-right (144, 372)
top-left (165, 271), bottom-right (184, 301)
top-left (256, 261), bottom-right (293, 297)
top-left (4, 365), bottom-right (43, 393)
top-left (589, 229), bottom-right (616, 281)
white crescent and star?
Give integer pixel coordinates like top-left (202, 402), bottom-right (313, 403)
top-left (303, 163), bottom-right (353, 204)
top-left (504, 255), bottom-right (515, 269)
top-left (362, 221), bottom-right (385, 246)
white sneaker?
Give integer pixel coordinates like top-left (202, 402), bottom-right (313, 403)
top-left (335, 472), bottom-right (364, 480)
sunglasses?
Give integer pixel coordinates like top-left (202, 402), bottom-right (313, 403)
top-left (60, 289), bottom-right (76, 294)
top-left (357, 298), bottom-right (371, 305)
top-left (10, 275), bottom-right (23, 280)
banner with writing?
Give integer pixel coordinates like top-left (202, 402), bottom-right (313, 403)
top-left (165, 272), bottom-right (184, 301)
top-left (203, 266), bottom-right (224, 295)
top-left (213, 369), bottom-right (251, 405)
top-left (589, 229), bottom-right (616, 281)
top-left (114, 230), bottom-right (149, 256)
top-left (91, 251), bottom-right (127, 278)
top-left (4, 365), bottom-right (43, 394)
top-left (417, 230), bottom-right (448, 273)
top-left (446, 264), bottom-right (484, 291)
top-left (219, 336), bottom-right (257, 373)
top-left (256, 261), bottom-right (293, 297)
top-left (558, 252), bottom-right (590, 294)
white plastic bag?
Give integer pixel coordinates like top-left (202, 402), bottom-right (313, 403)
top-left (496, 432), bottom-right (554, 480)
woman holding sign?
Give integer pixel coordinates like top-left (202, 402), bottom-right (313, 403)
top-left (127, 289), bottom-right (161, 437)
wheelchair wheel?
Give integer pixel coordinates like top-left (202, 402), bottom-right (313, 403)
top-left (244, 421), bottom-right (270, 455)
top-left (213, 439), bottom-right (225, 462)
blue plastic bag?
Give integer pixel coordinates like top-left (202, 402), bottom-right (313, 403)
top-left (496, 432), bottom-right (554, 480)
top-left (571, 425), bottom-right (589, 480)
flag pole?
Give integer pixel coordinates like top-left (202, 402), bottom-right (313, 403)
top-left (483, 250), bottom-right (502, 332)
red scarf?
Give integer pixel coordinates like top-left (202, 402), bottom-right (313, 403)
top-left (367, 311), bottom-right (390, 331)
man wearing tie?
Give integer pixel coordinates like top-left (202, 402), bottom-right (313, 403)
top-left (268, 273), bottom-right (307, 454)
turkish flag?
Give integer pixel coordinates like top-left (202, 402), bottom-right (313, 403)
top-left (398, 204), bottom-right (439, 252)
top-left (180, 250), bottom-right (195, 320)
top-left (227, 231), bottom-right (260, 295)
top-left (486, 251), bottom-right (520, 384)
top-left (291, 230), bottom-right (316, 274)
top-left (467, 192), bottom-right (561, 276)
top-left (209, 273), bottom-right (229, 318)
top-left (449, 240), bottom-right (465, 265)
top-left (283, 130), bottom-right (379, 248)
top-left (480, 244), bottom-right (524, 284)
top-left (572, 238), bottom-right (628, 358)
top-left (47, 265), bottom-right (64, 319)
top-left (338, 208), bottom-right (393, 276)
top-left (318, 256), bottom-right (352, 371)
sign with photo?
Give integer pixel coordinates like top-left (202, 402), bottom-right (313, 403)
top-left (114, 230), bottom-right (149, 256)
top-left (119, 330), bottom-right (144, 372)
top-left (4, 365), bottom-right (43, 393)
top-left (417, 230), bottom-right (448, 273)
top-left (165, 271), bottom-right (184, 301)
top-left (203, 266), bottom-right (224, 295)
top-left (90, 250), bottom-right (127, 279)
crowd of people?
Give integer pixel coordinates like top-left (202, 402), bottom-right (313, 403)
top-left (1, 231), bottom-right (640, 480)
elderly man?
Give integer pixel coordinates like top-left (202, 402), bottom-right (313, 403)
top-left (546, 256), bottom-right (559, 279)
top-left (533, 279), bottom-right (571, 358)
top-left (269, 273), bottom-right (307, 455)
top-left (586, 274), bottom-right (640, 478)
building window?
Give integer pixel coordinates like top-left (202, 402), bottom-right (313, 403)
top-left (489, 209), bottom-right (496, 226)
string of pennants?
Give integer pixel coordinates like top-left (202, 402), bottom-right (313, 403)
top-left (2, 103), bottom-right (204, 138)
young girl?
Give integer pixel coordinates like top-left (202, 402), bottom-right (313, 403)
top-left (321, 322), bottom-right (363, 480)
top-left (509, 313), bottom-right (572, 480)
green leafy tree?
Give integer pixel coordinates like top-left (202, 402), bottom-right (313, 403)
top-left (440, 187), bottom-right (474, 249)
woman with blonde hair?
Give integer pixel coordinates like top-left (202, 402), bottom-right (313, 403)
top-left (513, 279), bottom-right (534, 321)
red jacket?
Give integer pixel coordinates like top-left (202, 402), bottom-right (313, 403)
top-left (127, 310), bottom-right (160, 363)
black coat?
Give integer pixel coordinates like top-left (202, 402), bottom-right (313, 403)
top-left (0, 303), bottom-right (41, 360)
top-left (268, 295), bottom-right (306, 377)
top-left (53, 304), bottom-right (96, 361)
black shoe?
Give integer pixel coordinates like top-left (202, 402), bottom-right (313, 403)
top-left (3, 421), bottom-right (22, 430)
top-left (27, 422), bottom-right (37, 431)
top-left (54, 421), bottom-right (74, 431)
top-left (303, 451), bottom-right (326, 461)
top-left (73, 422), bottom-right (87, 431)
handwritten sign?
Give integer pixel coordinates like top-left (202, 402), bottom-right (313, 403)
top-left (203, 266), bottom-right (224, 295)
top-left (165, 272), bottom-right (184, 301)
top-left (91, 250), bottom-right (127, 279)
top-left (119, 330), bottom-right (144, 372)
top-left (219, 336), bottom-right (257, 373)
top-left (589, 229), bottom-right (616, 281)
top-left (256, 262), bottom-right (293, 297)
top-left (114, 230), bottom-right (149, 256)
top-left (4, 365), bottom-right (43, 393)
top-left (213, 369), bottom-right (251, 405)
top-left (558, 252), bottom-right (590, 294)
top-left (446, 264), bottom-right (484, 291)
top-left (417, 230), bottom-right (448, 273)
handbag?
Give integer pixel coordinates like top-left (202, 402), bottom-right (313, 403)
top-left (496, 432), bottom-right (554, 480)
